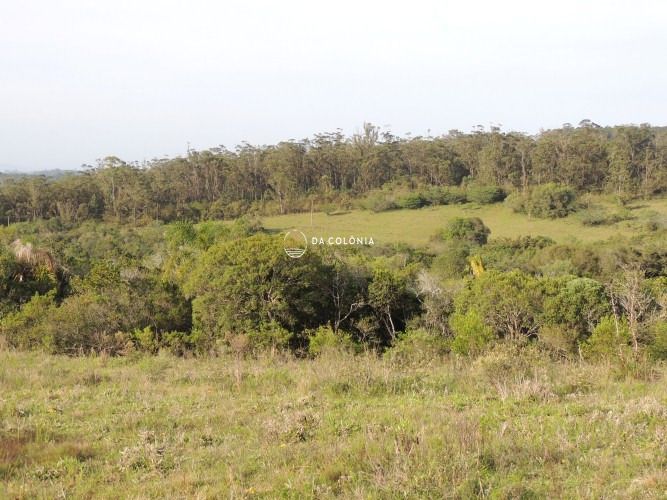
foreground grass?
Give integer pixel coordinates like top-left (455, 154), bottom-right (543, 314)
top-left (262, 198), bottom-right (667, 246)
top-left (1, 348), bottom-right (666, 498)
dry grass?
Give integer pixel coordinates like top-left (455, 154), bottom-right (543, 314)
top-left (0, 348), bottom-right (666, 498)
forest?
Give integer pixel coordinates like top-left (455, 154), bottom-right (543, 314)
top-left (1, 121), bottom-right (666, 224)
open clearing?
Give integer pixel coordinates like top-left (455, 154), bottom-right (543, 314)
top-left (262, 198), bottom-right (667, 246)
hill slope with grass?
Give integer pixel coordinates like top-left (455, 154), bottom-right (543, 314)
top-left (1, 348), bottom-right (665, 498)
top-left (262, 197), bottom-right (667, 246)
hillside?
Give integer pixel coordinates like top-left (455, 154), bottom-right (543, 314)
top-left (1, 349), bottom-right (665, 498)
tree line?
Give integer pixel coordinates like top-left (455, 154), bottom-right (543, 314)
top-left (1, 121), bottom-right (666, 223)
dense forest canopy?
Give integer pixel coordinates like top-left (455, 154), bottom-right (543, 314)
top-left (1, 122), bottom-right (666, 224)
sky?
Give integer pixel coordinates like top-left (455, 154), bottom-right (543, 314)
top-left (1, 0), bottom-right (666, 171)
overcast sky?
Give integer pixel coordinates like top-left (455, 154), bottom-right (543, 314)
top-left (1, 0), bottom-right (666, 171)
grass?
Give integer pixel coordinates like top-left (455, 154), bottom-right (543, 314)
top-left (261, 198), bottom-right (667, 247)
top-left (1, 348), bottom-right (666, 498)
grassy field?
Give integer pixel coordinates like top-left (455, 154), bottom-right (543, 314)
top-left (262, 198), bottom-right (667, 247)
top-left (1, 348), bottom-right (666, 498)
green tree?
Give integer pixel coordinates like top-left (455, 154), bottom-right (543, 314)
top-left (543, 277), bottom-right (610, 341)
top-left (185, 234), bottom-right (333, 349)
top-left (450, 309), bottom-right (494, 355)
top-left (367, 266), bottom-right (420, 344)
top-left (454, 270), bottom-right (545, 340)
top-left (440, 217), bottom-right (491, 245)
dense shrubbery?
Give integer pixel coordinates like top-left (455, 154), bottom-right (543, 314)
top-left (396, 193), bottom-right (429, 209)
top-left (362, 186), bottom-right (469, 212)
top-left (439, 217), bottom-right (491, 245)
top-left (577, 206), bottom-right (633, 226)
top-left (1, 261), bottom-right (191, 354)
top-left (430, 217), bottom-right (491, 279)
top-left (424, 186), bottom-right (467, 205)
top-left (0, 209), bottom-right (665, 366)
top-left (466, 184), bottom-right (506, 204)
top-left (507, 184), bottom-right (578, 218)
top-left (449, 310), bottom-right (494, 355)
top-left (360, 192), bottom-right (398, 212)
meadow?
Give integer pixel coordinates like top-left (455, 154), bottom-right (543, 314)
top-left (1, 347), bottom-right (666, 498)
top-left (262, 198), bottom-right (667, 246)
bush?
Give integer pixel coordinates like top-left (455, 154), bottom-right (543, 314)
top-left (385, 328), bottom-right (449, 363)
top-left (185, 234), bottom-right (333, 349)
top-left (431, 241), bottom-right (471, 279)
top-left (583, 315), bottom-right (631, 360)
top-left (504, 191), bottom-right (527, 214)
top-left (508, 184), bottom-right (577, 218)
top-left (396, 193), bottom-right (429, 209)
top-left (0, 292), bottom-right (56, 350)
top-left (647, 321), bottom-right (667, 360)
top-left (453, 270), bottom-right (545, 340)
top-left (472, 342), bottom-right (541, 383)
top-left (466, 185), bottom-right (506, 204)
top-left (577, 206), bottom-right (632, 226)
top-left (308, 326), bottom-right (357, 356)
top-left (440, 217), bottom-right (490, 245)
top-left (538, 325), bottom-right (579, 356)
top-left (424, 187), bottom-right (467, 206)
top-left (478, 236), bottom-right (554, 273)
top-left (527, 184), bottom-right (577, 218)
top-left (450, 310), bottom-right (494, 355)
top-left (542, 277), bottom-right (610, 341)
top-left (360, 192), bottom-right (397, 212)
top-left (1, 261), bottom-right (192, 355)
top-left (247, 321), bottom-right (293, 351)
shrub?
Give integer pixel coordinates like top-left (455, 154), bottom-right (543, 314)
top-left (538, 325), bottom-right (579, 356)
top-left (132, 326), bottom-right (158, 353)
top-left (583, 315), bottom-right (631, 360)
top-left (478, 236), bottom-right (554, 273)
top-left (577, 206), bottom-right (632, 226)
top-left (472, 342), bottom-right (542, 383)
top-left (0, 292), bottom-right (56, 350)
top-left (396, 193), bottom-right (429, 209)
top-left (385, 328), bottom-right (449, 363)
top-left (440, 217), bottom-right (490, 245)
top-left (308, 326), bottom-right (356, 356)
top-left (424, 187), bottom-right (467, 206)
top-left (450, 310), bottom-right (494, 355)
top-left (466, 185), bottom-right (506, 204)
top-left (647, 321), bottom-right (667, 360)
top-left (2, 262), bottom-right (192, 354)
top-left (532, 244), bottom-right (602, 277)
top-left (504, 191), bottom-right (527, 214)
top-left (185, 234), bottom-right (333, 349)
top-left (367, 266), bottom-right (421, 344)
top-left (159, 331), bottom-right (196, 356)
top-left (360, 193), bottom-right (397, 212)
top-left (529, 184), bottom-right (577, 218)
top-left (247, 321), bottom-right (293, 351)
top-left (508, 184), bottom-right (577, 218)
top-left (542, 277), bottom-right (610, 341)
top-left (453, 270), bottom-right (545, 340)
top-left (431, 241), bottom-right (471, 279)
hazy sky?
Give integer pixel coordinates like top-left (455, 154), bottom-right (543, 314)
top-left (1, 0), bottom-right (666, 170)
